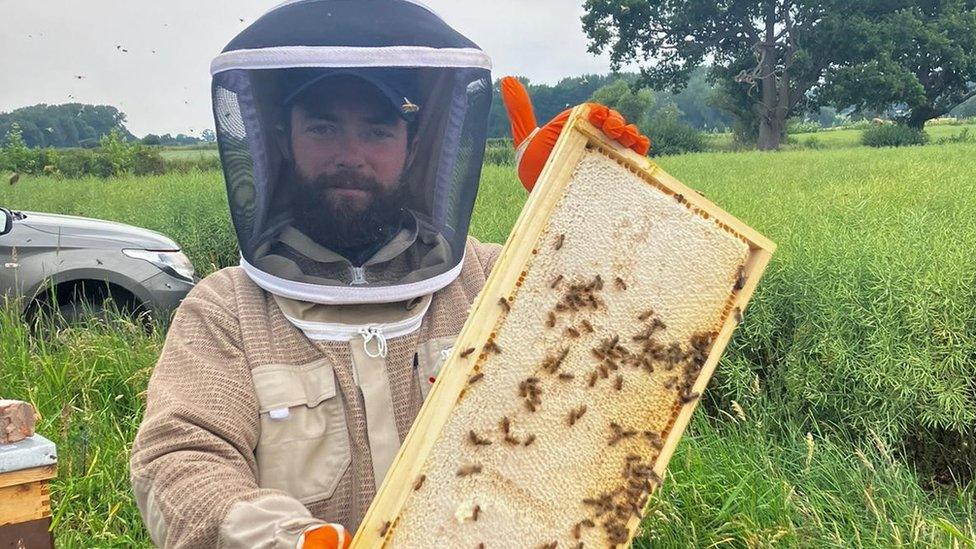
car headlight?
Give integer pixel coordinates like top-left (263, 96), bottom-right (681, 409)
top-left (123, 249), bottom-right (196, 282)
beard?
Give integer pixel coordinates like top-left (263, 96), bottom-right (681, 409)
top-left (286, 165), bottom-right (409, 256)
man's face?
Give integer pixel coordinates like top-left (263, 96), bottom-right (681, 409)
top-left (287, 78), bottom-right (411, 215)
top-left (282, 76), bottom-right (414, 252)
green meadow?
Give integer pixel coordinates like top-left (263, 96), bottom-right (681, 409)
top-left (1, 140), bottom-right (974, 546)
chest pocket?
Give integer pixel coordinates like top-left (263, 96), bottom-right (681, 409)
top-left (416, 335), bottom-right (457, 401)
top-left (251, 358), bottom-right (351, 504)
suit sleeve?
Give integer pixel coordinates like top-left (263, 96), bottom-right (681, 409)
top-left (130, 272), bottom-right (327, 548)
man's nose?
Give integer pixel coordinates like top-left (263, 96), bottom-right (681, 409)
top-left (334, 137), bottom-right (368, 170)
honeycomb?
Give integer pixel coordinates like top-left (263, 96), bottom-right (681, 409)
top-left (355, 115), bottom-right (774, 548)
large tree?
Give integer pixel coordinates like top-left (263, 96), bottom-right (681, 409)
top-left (581, 0), bottom-right (882, 149)
top-left (818, 1), bottom-right (976, 129)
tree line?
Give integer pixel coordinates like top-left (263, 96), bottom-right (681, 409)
top-left (582, 0), bottom-right (976, 149)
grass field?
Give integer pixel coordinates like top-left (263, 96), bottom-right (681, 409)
top-left (2, 141), bottom-right (975, 546)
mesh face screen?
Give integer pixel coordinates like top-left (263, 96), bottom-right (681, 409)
top-left (212, 67), bottom-right (491, 298)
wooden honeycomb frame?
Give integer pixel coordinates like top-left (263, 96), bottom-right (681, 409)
top-left (352, 105), bottom-right (776, 547)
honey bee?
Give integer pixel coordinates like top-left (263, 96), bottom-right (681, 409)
top-left (643, 431), bottom-right (664, 450)
top-left (598, 364), bottom-right (609, 379)
top-left (498, 297), bottom-right (511, 312)
top-left (614, 375), bottom-right (624, 391)
top-left (379, 521), bottom-right (391, 536)
top-left (468, 430), bottom-right (492, 446)
top-left (680, 390), bottom-right (701, 404)
top-left (460, 347), bottom-right (476, 358)
top-left (674, 193), bottom-right (684, 203)
top-left (554, 233), bottom-right (565, 250)
top-left (504, 434), bottom-right (521, 445)
top-left (472, 504), bottom-right (481, 521)
top-left (588, 371), bottom-right (598, 388)
top-left (468, 372), bottom-right (484, 384)
top-left (734, 265), bottom-right (747, 291)
top-left (413, 474), bottom-right (426, 491)
top-left (614, 276), bottom-right (627, 291)
top-left (566, 326), bottom-right (581, 338)
top-left (550, 274), bottom-right (564, 289)
top-left (476, 543), bottom-right (485, 549)
top-left (457, 463), bottom-right (483, 477)
top-left (500, 416), bottom-right (511, 434)
top-left (558, 372), bottom-right (575, 381)
top-left (594, 274), bottom-right (604, 291)
top-left (539, 542), bottom-right (557, 549)
top-left (484, 340), bottom-right (502, 354)
top-left (523, 434), bottom-right (536, 446)
top-left (524, 400), bottom-right (537, 413)
top-left (733, 307), bottom-right (744, 323)
top-left (581, 319), bottom-right (594, 333)
top-left (547, 311), bottom-right (557, 328)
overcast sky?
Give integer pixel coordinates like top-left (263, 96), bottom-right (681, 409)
top-left (0, 0), bottom-right (628, 137)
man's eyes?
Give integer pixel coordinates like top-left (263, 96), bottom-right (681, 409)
top-left (305, 125), bottom-right (395, 140)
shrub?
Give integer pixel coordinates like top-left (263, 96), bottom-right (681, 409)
top-left (936, 128), bottom-right (973, 145)
top-left (861, 124), bottom-right (929, 147)
top-left (0, 124), bottom-right (37, 173)
top-left (483, 145), bottom-right (515, 165)
top-left (648, 108), bottom-right (705, 156)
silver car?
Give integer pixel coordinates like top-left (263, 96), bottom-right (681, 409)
top-left (0, 206), bottom-right (196, 325)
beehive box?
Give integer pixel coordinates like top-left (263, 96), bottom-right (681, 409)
top-left (353, 105), bottom-right (775, 548)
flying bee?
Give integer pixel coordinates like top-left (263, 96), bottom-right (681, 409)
top-left (413, 474), bottom-right (426, 491)
top-left (379, 521), bottom-right (391, 537)
top-left (468, 430), bottom-right (492, 446)
top-left (498, 297), bottom-right (511, 312)
top-left (614, 375), bottom-right (624, 391)
top-left (554, 233), bottom-right (565, 250)
top-left (614, 276), bottom-right (627, 291)
top-left (460, 347), bottom-right (476, 358)
top-left (523, 434), bottom-right (536, 446)
top-left (457, 463), bottom-right (483, 477)
top-left (467, 372), bottom-right (484, 385)
top-left (581, 319), bottom-right (594, 333)
top-left (734, 265), bottom-right (747, 291)
top-left (550, 274), bottom-right (564, 289)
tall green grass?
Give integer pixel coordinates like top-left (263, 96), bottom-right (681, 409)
top-left (1, 141), bottom-right (974, 546)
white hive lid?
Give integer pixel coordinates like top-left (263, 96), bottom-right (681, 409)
top-left (0, 434), bottom-right (57, 474)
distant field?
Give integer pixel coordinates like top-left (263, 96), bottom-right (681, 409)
top-left (158, 146), bottom-right (219, 160)
top-left (704, 122), bottom-right (976, 151)
top-left (2, 142), bottom-right (974, 546)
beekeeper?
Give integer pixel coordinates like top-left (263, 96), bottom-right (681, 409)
top-left (129, 1), bottom-right (649, 547)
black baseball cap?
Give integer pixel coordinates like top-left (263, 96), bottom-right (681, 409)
top-left (280, 67), bottom-right (421, 121)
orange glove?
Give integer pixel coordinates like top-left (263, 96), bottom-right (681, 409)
top-left (301, 523), bottom-right (351, 549)
top-left (500, 76), bottom-right (651, 192)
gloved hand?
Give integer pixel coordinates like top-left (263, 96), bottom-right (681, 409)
top-left (500, 76), bottom-right (651, 192)
top-left (300, 523), bottom-right (351, 549)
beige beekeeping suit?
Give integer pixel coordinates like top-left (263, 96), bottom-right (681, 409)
top-left (130, 235), bottom-right (502, 548)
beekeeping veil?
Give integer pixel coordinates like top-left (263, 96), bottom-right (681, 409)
top-left (210, 0), bottom-right (492, 304)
